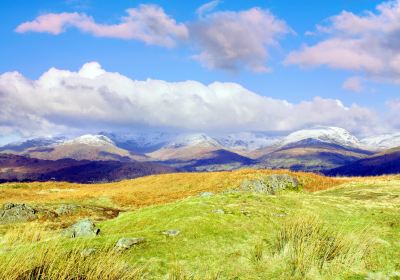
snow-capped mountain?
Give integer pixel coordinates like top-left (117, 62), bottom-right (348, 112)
top-left (279, 127), bottom-right (361, 148)
top-left (100, 131), bottom-right (177, 153)
top-left (0, 137), bottom-right (65, 152)
top-left (164, 133), bottom-right (222, 149)
top-left (215, 132), bottom-right (282, 151)
top-left (61, 135), bottom-right (115, 146)
top-left (360, 133), bottom-right (400, 150)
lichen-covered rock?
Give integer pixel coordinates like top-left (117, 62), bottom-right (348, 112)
top-left (64, 219), bottom-right (100, 238)
top-left (115, 238), bottom-right (145, 250)
top-left (0, 203), bottom-right (37, 224)
top-left (240, 174), bottom-right (301, 195)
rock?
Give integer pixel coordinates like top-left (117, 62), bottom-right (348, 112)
top-left (212, 209), bottom-right (225, 215)
top-left (200, 192), bottom-right (213, 197)
top-left (0, 203), bottom-right (37, 224)
top-left (240, 174), bottom-right (301, 195)
top-left (55, 204), bottom-right (77, 216)
top-left (162, 229), bottom-right (180, 237)
top-left (64, 219), bottom-right (100, 238)
top-left (80, 248), bottom-right (97, 257)
top-left (115, 238), bottom-right (145, 250)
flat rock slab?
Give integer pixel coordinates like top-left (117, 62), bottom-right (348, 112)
top-left (0, 203), bottom-right (37, 224)
top-left (64, 219), bottom-right (100, 238)
top-left (115, 238), bottom-right (146, 250)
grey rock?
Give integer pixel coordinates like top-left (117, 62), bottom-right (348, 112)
top-left (56, 204), bottom-right (77, 216)
top-left (240, 174), bottom-right (301, 195)
top-left (64, 219), bottom-right (100, 238)
top-left (212, 209), bottom-right (225, 215)
top-left (80, 248), bottom-right (97, 257)
top-left (115, 237), bottom-right (145, 250)
top-left (0, 203), bottom-right (37, 224)
top-left (200, 192), bottom-right (214, 197)
top-left (162, 229), bottom-right (180, 237)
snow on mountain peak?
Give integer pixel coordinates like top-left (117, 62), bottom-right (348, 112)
top-left (166, 133), bottom-right (221, 148)
top-left (280, 127), bottom-right (360, 147)
top-left (63, 135), bottom-right (115, 146)
top-left (361, 133), bottom-right (400, 149)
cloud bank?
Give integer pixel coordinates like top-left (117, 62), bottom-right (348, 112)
top-left (286, 0), bottom-right (400, 83)
top-left (0, 62), bottom-right (382, 138)
top-left (16, 5), bottom-right (188, 47)
top-left (16, 4), bottom-right (289, 72)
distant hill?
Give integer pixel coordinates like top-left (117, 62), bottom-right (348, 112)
top-left (255, 139), bottom-right (372, 171)
top-left (0, 154), bottom-right (176, 183)
top-left (325, 147), bottom-right (400, 176)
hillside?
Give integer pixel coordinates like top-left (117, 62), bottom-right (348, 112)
top-left (0, 154), bottom-right (176, 183)
top-left (325, 147), bottom-right (400, 176)
top-left (0, 170), bottom-right (398, 279)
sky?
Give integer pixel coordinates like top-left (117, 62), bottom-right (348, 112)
top-left (1, 0), bottom-right (400, 144)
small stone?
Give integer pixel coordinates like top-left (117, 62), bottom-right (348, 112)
top-left (274, 213), bottom-right (287, 217)
top-left (200, 192), bottom-right (213, 197)
top-left (115, 238), bottom-right (145, 250)
top-left (162, 229), bottom-right (180, 237)
top-left (81, 248), bottom-right (97, 257)
top-left (64, 219), bottom-right (100, 238)
top-left (213, 209), bottom-right (225, 214)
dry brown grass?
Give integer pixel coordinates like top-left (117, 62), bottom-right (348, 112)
top-left (0, 169), bottom-right (348, 209)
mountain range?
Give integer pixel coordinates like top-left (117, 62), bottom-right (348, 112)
top-left (1, 126), bottom-right (400, 182)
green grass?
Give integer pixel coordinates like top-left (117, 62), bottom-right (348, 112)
top-left (1, 177), bottom-right (400, 279)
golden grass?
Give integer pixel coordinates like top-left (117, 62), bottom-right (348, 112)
top-left (0, 242), bottom-right (145, 280)
top-left (0, 169), bottom-right (347, 209)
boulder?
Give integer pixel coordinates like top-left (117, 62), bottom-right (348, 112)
top-left (240, 174), bottom-right (301, 195)
top-left (80, 248), bottom-right (97, 257)
top-left (0, 203), bottom-right (37, 224)
top-left (162, 229), bottom-right (180, 237)
top-left (64, 219), bottom-right (100, 238)
top-left (115, 237), bottom-right (145, 250)
top-left (212, 209), bottom-right (225, 215)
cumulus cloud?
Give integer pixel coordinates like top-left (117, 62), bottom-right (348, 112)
top-left (0, 62), bottom-right (382, 138)
top-left (16, 4), bottom-right (290, 72)
top-left (15, 5), bottom-right (188, 47)
top-left (343, 76), bottom-right (363, 92)
top-left (285, 0), bottom-right (400, 83)
top-left (189, 8), bottom-right (290, 72)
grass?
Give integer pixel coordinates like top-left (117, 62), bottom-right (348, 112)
top-left (0, 170), bottom-right (399, 279)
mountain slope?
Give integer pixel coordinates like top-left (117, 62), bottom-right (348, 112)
top-left (325, 147), bottom-right (400, 176)
top-left (0, 154), bottom-right (175, 183)
top-left (255, 139), bottom-right (372, 171)
top-left (21, 135), bottom-right (146, 162)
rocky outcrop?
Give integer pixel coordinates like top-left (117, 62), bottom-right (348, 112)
top-left (240, 174), bottom-right (301, 195)
top-left (64, 219), bottom-right (100, 238)
top-left (0, 203), bottom-right (37, 224)
top-left (115, 238), bottom-right (146, 250)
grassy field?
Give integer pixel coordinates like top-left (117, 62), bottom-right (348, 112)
top-left (0, 170), bottom-right (399, 279)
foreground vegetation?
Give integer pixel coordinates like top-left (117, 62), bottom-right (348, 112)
top-left (0, 170), bottom-right (399, 279)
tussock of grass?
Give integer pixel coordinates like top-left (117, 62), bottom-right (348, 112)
top-left (0, 242), bottom-right (145, 280)
top-left (1, 222), bottom-right (52, 246)
top-left (273, 215), bottom-right (373, 277)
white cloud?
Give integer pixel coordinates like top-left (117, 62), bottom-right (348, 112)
top-left (285, 0), bottom-right (400, 83)
top-left (16, 5), bottom-right (290, 72)
top-left (343, 76), bottom-right (363, 92)
top-left (196, 0), bottom-right (221, 17)
top-left (15, 5), bottom-right (188, 47)
top-left (0, 62), bottom-right (382, 138)
top-left (189, 8), bottom-right (290, 72)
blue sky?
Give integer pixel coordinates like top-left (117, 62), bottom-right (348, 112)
top-left (1, 0), bottom-right (400, 142)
